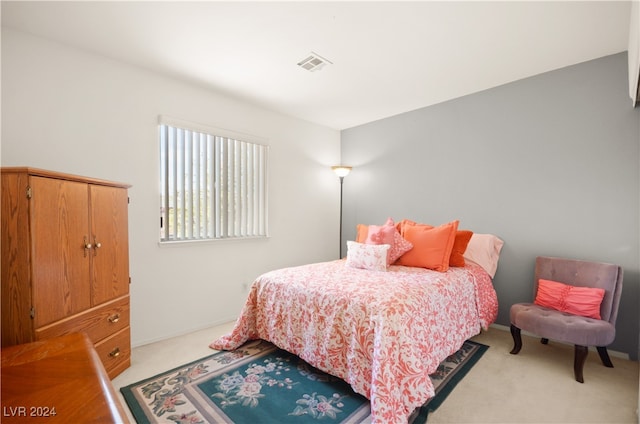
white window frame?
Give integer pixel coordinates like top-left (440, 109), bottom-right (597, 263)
top-left (159, 116), bottom-right (269, 243)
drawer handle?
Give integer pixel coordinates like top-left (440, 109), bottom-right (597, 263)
top-left (108, 313), bottom-right (120, 323)
top-left (109, 347), bottom-right (121, 358)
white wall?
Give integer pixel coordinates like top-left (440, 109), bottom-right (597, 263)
top-left (1, 28), bottom-right (341, 346)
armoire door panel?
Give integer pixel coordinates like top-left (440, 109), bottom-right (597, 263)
top-left (30, 176), bottom-right (91, 327)
top-left (89, 185), bottom-right (130, 306)
top-left (1, 172), bottom-right (34, 345)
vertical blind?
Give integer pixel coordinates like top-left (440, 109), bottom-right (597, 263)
top-left (159, 122), bottom-right (268, 242)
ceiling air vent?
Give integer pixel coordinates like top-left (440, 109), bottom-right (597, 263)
top-left (297, 52), bottom-right (332, 72)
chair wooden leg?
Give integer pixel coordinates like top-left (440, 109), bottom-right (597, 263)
top-left (510, 324), bottom-right (522, 354)
top-left (541, 338), bottom-right (549, 345)
top-left (596, 346), bottom-right (614, 368)
top-left (574, 345), bottom-right (588, 383)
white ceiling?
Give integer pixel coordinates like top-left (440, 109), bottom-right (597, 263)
top-left (1, 1), bottom-right (632, 130)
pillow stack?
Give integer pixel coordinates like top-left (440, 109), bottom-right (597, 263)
top-left (356, 217), bottom-right (413, 266)
top-left (348, 217), bottom-right (479, 273)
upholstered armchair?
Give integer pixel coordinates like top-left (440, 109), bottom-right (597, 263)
top-left (509, 256), bottom-right (623, 383)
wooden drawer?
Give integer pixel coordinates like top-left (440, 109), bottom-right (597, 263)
top-left (95, 326), bottom-right (130, 379)
top-left (35, 296), bottom-right (130, 344)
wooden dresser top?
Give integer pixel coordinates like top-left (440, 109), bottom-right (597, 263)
top-left (1, 332), bottom-right (130, 423)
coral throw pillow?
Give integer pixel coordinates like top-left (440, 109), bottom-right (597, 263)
top-left (396, 219), bottom-right (419, 237)
top-left (449, 230), bottom-right (473, 267)
top-left (395, 220), bottom-right (459, 272)
top-left (534, 278), bottom-right (605, 320)
top-left (356, 224), bottom-right (369, 243)
top-left (345, 241), bottom-right (390, 272)
top-left (397, 220), bottom-right (471, 268)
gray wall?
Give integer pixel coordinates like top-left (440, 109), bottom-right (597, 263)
top-left (341, 52), bottom-right (640, 359)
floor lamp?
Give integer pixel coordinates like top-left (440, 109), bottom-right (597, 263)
top-left (332, 165), bottom-right (352, 259)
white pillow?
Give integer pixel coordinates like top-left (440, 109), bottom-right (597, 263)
top-left (345, 241), bottom-right (390, 272)
top-left (463, 234), bottom-right (504, 278)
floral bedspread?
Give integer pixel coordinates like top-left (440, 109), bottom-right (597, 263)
top-left (210, 260), bottom-right (498, 423)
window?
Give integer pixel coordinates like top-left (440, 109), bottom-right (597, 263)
top-left (159, 117), bottom-right (269, 242)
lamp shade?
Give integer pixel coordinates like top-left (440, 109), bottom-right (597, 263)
top-left (332, 166), bottom-right (352, 178)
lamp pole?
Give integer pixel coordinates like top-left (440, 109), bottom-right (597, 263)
top-left (332, 166), bottom-right (352, 259)
top-left (339, 175), bottom-right (344, 258)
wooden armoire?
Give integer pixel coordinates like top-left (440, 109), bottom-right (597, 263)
top-left (1, 167), bottom-right (131, 379)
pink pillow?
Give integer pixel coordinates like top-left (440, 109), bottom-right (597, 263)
top-left (534, 278), bottom-right (605, 320)
top-left (462, 233), bottom-right (504, 278)
top-left (365, 224), bottom-right (395, 247)
top-left (389, 230), bottom-right (413, 263)
top-left (356, 218), bottom-right (413, 265)
top-left (345, 241), bottom-right (390, 272)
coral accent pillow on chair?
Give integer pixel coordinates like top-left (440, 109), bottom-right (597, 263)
top-left (534, 278), bottom-right (605, 320)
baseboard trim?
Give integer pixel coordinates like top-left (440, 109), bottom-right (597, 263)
top-left (132, 317), bottom-right (237, 349)
top-left (489, 323), bottom-right (630, 360)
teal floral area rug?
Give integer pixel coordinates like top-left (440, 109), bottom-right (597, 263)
top-left (120, 339), bottom-right (488, 423)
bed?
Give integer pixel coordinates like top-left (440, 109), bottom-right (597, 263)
top-left (210, 255), bottom-right (499, 423)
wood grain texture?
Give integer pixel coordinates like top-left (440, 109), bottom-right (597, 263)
top-left (1, 168), bottom-right (131, 379)
top-left (94, 326), bottom-right (131, 379)
top-left (1, 167), bottom-right (131, 189)
top-left (35, 295), bottom-right (130, 344)
top-left (89, 185), bottom-right (130, 306)
top-left (1, 332), bottom-right (129, 423)
top-left (31, 176), bottom-right (91, 327)
top-left (1, 173), bottom-right (34, 346)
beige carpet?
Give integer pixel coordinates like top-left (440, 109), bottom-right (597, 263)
top-left (113, 323), bottom-right (639, 423)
